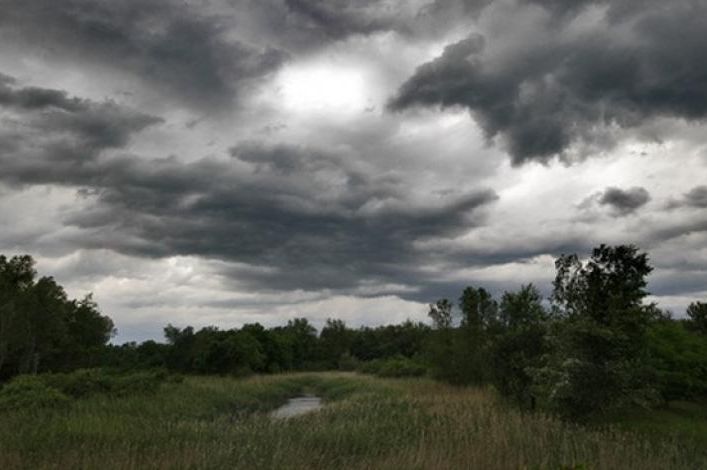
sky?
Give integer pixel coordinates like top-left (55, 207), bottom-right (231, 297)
top-left (1, 0), bottom-right (706, 343)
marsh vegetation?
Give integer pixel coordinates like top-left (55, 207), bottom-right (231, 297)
top-left (1, 372), bottom-right (705, 470)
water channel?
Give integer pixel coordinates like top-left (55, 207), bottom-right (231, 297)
top-left (270, 395), bottom-right (323, 419)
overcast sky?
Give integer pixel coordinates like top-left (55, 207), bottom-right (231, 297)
top-left (1, 0), bottom-right (706, 342)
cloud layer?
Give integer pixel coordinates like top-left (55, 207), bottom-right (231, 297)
top-left (0, 0), bottom-right (287, 110)
top-left (1, 0), bottom-right (706, 341)
top-left (390, 0), bottom-right (707, 163)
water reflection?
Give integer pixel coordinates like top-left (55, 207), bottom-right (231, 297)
top-left (270, 395), bottom-right (322, 419)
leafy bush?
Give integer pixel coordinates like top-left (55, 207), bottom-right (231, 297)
top-left (0, 376), bottom-right (69, 410)
top-left (646, 321), bottom-right (707, 401)
top-left (0, 368), bottom-right (173, 411)
top-left (41, 368), bottom-right (169, 398)
top-left (358, 356), bottom-right (427, 378)
top-left (41, 369), bottom-right (112, 397)
top-left (337, 352), bottom-right (359, 371)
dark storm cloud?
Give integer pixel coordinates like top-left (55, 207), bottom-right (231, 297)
top-left (59, 143), bottom-right (498, 294)
top-left (238, 0), bottom-right (413, 53)
top-left (0, 0), bottom-right (287, 110)
top-left (283, 0), bottom-right (396, 39)
top-left (418, 0), bottom-right (493, 21)
top-left (389, 0), bottom-right (707, 164)
top-left (598, 187), bottom-right (650, 216)
top-left (0, 81), bottom-right (498, 294)
top-left (0, 75), bottom-right (162, 185)
top-left (0, 85), bottom-right (83, 113)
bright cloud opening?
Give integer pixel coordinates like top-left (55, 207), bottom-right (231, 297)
top-left (278, 63), bottom-right (367, 114)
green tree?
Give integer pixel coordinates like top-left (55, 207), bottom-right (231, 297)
top-left (64, 294), bottom-right (115, 365)
top-left (687, 301), bottom-right (707, 334)
top-left (319, 319), bottom-right (352, 369)
top-left (427, 299), bottom-right (459, 382)
top-left (535, 245), bottom-right (659, 419)
top-left (457, 286), bottom-right (498, 384)
top-left (0, 255), bottom-right (114, 378)
top-left (492, 284), bottom-right (548, 408)
top-left (646, 317), bottom-right (707, 401)
top-left (0, 255), bottom-right (37, 378)
top-left (428, 299), bottom-right (453, 329)
top-left (282, 318), bottom-right (318, 369)
top-left (459, 286), bottom-right (498, 330)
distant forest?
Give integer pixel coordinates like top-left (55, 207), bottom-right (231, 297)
top-left (1, 245), bottom-right (706, 420)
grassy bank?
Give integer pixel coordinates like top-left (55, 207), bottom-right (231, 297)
top-left (0, 372), bottom-right (704, 469)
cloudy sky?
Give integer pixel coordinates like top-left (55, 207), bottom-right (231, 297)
top-left (1, 0), bottom-right (706, 342)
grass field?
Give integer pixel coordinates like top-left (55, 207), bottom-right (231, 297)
top-left (0, 372), bottom-right (705, 469)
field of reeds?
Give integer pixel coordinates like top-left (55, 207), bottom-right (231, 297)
top-left (0, 372), bottom-right (704, 469)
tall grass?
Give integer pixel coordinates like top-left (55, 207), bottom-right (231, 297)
top-left (0, 372), bottom-right (703, 469)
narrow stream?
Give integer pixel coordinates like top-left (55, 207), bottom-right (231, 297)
top-left (270, 395), bottom-right (323, 419)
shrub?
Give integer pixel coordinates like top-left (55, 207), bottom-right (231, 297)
top-left (41, 369), bottom-right (112, 398)
top-left (358, 356), bottom-right (427, 378)
top-left (36, 368), bottom-right (170, 399)
top-left (337, 352), bottom-right (359, 371)
top-left (0, 376), bottom-right (69, 410)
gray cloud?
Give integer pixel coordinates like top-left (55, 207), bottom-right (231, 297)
top-left (233, 0), bottom-right (420, 55)
top-left (1, 0), bottom-right (706, 338)
top-left (0, 83), bottom-right (498, 295)
top-left (0, 0), bottom-right (287, 111)
top-left (59, 143), bottom-right (498, 294)
top-left (598, 187), bottom-right (651, 216)
top-left (682, 186), bottom-right (707, 209)
top-left (666, 185), bottom-right (707, 210)
top-left (389, 0), bottom-right (707, 164)
top-left (0, 85), bottom-right (84, 113)
top-left (0, 76), bottom-right (163, 187)
top-left (283, 0), bottom-right (396, 39)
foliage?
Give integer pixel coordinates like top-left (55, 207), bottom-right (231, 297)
top-left (425, 299), bottom-right (461, 382)
top-left (357, 355), bottom-right (427, 378)
top-left (421, 245), bottom-right (707, 421)
top-left (0, 255), bottom-right (114, 379)
top-left (428, 298), bottom-right (453, 329)
top-left (39, 368), bottom-right (169, 398)
top-left (337, 352), bottom-right (359, 371)
top-left (126, 317), bottom-right (432, 378)
top-left (491, 284), bottom-right (548, 408)
top-left (646, 319), bottom-right (707, 401)
top-left (0, 369), bottom-right (171, 411)
top-left (0, 375), bottom-right (69, 410)
top-left (534, 245), bottom-right (659, 419)
top-left (687, 301), bottom-right (707, 335)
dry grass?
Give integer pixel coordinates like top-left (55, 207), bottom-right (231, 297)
top-left (0, 372), bottom-right (703, 469)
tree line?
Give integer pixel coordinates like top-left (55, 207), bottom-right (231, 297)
top-left (425, 245), bottom-right (707, 419)
top-left (0, 255), bottom-right (114, 380)
top-left (100, 318), bottom-right (430, 376)
top-left (1, 246), bottom-right (706, 419)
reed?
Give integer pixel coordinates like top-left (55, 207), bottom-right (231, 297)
top-left (0, 372), bottom-right (703, 469)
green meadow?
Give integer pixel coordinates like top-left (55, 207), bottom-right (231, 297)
top-left (1, 372), bottom-right (704, 470)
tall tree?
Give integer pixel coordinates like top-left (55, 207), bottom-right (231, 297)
top-left (319, 319), bottom-right (352, 368)
top-left (0, 255), bottom-right (114, 378)
top-left (456, 286), bottom-right (498, 384)
top-left (492, 284), bottom-right (548, 408)
top-left (687, 301), bottom-right (707, 334)
top-left (536, 245), bottom-right (658, 419)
